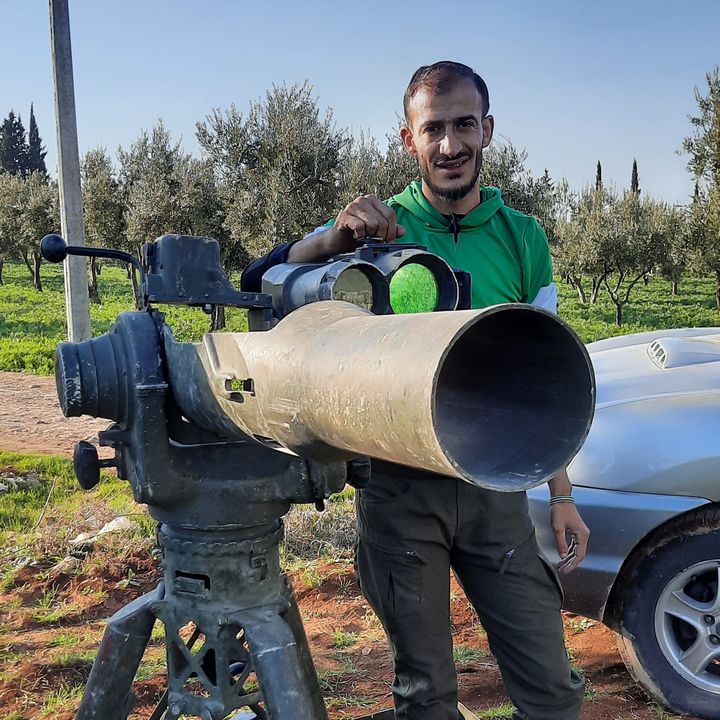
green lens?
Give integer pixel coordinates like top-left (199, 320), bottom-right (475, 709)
top-left (332, 268), bottom-right (374, 310)
top-left (390, 264), bottom-right (439, 314)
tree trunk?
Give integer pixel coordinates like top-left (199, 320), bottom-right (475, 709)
top-left (210, 305), bottom-right (226, 331)
top-left (671, 279), bottom-right (679, 296)
top-left (570, 277), bottom-right (587, 305)
top-left (590, 277), bottom-right (602, 304)
top-left (88, 257), bottom-right (100, 303)
top-left (614, 302), bottom-right (623, 326)
top-left (33, 251), bottom-right (43, 292)
top-left (130, 266), bottom-right (141, 309)
top-left (0, 259), bottom-right (4, 285)
top-left (715, 272), bottom-right (720, 311)
top-left (21, 251), bottom-right (33, 281)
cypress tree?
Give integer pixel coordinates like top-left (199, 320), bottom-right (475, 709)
top-left (595, 161), bottom-right (602, 191)
top-left (0, 111), bottom-right (28, 176)
top-left (26, 104), bottom-right (47, 178)
top-left (630, 158), bottom-right (640, 195)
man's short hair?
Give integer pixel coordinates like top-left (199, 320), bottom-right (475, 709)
top-left (403, 61), bottom-right (490, 121)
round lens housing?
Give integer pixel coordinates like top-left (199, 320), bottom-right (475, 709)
top-left (333, 267), bottom-right (376, 310)
top-left (389, 263), bottom-right (440, 313)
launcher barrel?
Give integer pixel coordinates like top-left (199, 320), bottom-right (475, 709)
top-left (166, 301), bottom-right (595, 492)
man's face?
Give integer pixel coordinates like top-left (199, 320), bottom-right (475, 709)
top-left (401, 80), bottom-right (494, 203)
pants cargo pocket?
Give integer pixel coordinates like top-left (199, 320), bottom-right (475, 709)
top-left (496, 532), bottom-right (564, 611)
top-left (536, 549), bottom-right (564, 607)
top-left (355, 535), bottom-right (423, 635)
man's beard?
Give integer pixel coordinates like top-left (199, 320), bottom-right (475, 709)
top-left (420, 152), bottom-right (483, 202)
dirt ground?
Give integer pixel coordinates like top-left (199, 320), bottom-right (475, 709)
top-left (0, 371), bottom-right (110, 458)
top-left (0, 371), bottom-right (696, 719)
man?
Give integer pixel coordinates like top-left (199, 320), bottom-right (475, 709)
top-left (242, 61), bottom-right (590, 720)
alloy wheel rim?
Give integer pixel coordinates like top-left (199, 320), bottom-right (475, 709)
top-left (654, 559), bottom-right (720, 694)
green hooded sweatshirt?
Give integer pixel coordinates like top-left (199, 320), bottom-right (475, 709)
top-left (386, 181), bottom-right (553, 310)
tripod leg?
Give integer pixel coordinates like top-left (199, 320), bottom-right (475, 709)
top-left (242, 606), bottom-right (328, 720)
top-left (279, 574), bottom-right (327, 718)
top-left (76, 584), bottom-right (163, 720)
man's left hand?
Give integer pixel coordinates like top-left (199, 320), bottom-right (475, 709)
top-left (551, 503), bottom-right (590, 575)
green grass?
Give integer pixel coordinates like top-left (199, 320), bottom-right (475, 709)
top-left (475, 703), bottom-right (515, 718)
top-left (52, 649), bottom-right (97, 667)
top-left (319, 655), bottom-right (365, 702)
top-left (566, 617), bottom-right (594, 633)
top-left (30, 589), bottom-right (72, 624)
top-left (134, 653), bottom-right (166, 682)
top-left (0, 452), bottom-right (78, 537)
top-left (48, 632), bottom-right (84, 648)
top-left (453, 644), bottom-right (488, 663)
top-left (584, 679), bottom-right (598, 701)
top-left (282, 486), bottom-right (357, 561)
top-left (150, 622), bottom-right (166, 642)
top-left (0, 450), bottom-right (147, 544)
top-left (332, 630), bottom-right (359, 649)
top-left (557, 273), bottom-right (720, 343)
top-left (300, 563), bottom-right (326, 589)
top-left (0, 643), bottom-right (24, 664)
top-left (325, 694), bottom-right (375, 710)
top-left (37, 682), bottom-right (85, 717)
top-left (0, 261), bottom-right (248, 375)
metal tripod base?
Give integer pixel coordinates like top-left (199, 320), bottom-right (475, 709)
top-left (75, 523), bottom-right (327, 720)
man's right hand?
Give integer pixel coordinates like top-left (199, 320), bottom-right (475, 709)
top-left (287, 195), bottom-right (406, 263)
top-left (335, 195), bottom-right (406, 245)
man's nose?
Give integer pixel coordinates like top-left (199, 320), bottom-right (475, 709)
top-left (439, 129), bottom-right (462, 157)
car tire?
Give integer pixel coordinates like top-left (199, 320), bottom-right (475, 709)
top-left (614, 506), bottom-right (720, 719)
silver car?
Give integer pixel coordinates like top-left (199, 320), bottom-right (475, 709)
top-left (528, 327), bottom-right (720, 720)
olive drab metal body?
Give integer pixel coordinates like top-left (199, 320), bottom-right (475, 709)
top-left (39, 233), bottom-right (595, 720)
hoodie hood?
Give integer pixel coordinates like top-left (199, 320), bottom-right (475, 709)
top-left (390, 181), bottom-right (505, 230)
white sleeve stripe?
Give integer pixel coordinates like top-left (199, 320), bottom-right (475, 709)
top-left (303, 225), bottom-right (328, 240)
top-left (530, 283), bottom-right (557, 315)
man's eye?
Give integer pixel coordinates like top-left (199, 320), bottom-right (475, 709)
top-left (424, 125), bottom-right (439, 134)
top-left (459, 120), bottom-right (477, 129)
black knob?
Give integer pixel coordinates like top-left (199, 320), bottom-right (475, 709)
top-left (40, 234), bottom-right (68, 263)
top-left (73, 441), bottom-right (101, 490)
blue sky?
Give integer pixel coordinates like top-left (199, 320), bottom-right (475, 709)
top-left (2, 0), bottom-right (719, 205)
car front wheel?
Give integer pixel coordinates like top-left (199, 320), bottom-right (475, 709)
top-left (615, 507), bottom-right (720, 719)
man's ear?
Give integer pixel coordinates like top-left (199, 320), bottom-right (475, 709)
top-left (481, 115), bottom-right (494, 148)
top-left (400, 125), bottom-right (417, 157)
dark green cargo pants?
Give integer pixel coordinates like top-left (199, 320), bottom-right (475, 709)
top-left (355, 465), bottom-right (584, 720)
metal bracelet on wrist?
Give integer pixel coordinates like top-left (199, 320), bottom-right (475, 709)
top-left (549, 495), bottom-right (575, 505)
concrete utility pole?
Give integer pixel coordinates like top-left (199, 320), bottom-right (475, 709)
top-left (49, 0), bottom-right (91, 341)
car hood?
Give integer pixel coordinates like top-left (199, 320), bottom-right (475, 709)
top-left (568, 327), bottom-right (720, 500)
top-left (588, 327), bottom-right (720, 407)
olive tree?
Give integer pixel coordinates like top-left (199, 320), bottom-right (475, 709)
top-left (15, 172), bottom-right (59, 291)
top-left (197, 82), bottom-right (346, 266)
top-left (338, 126), bottom-right (419, 207)
top-left (601, 191), bottom-right (667, 326)
top-left (118, 120), bottom-right (195, 256)
top-left (0, 172), bottom-right (24, 283)
top-left (82, 148), bottom-right (125, 301)
top-left (682, 67), bottom-right (720, 308)
top-left (552, 186), bottom-right (611, 305)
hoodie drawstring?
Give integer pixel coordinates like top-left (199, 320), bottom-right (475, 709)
top-left (448, 213), bottom-right (461, 246)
